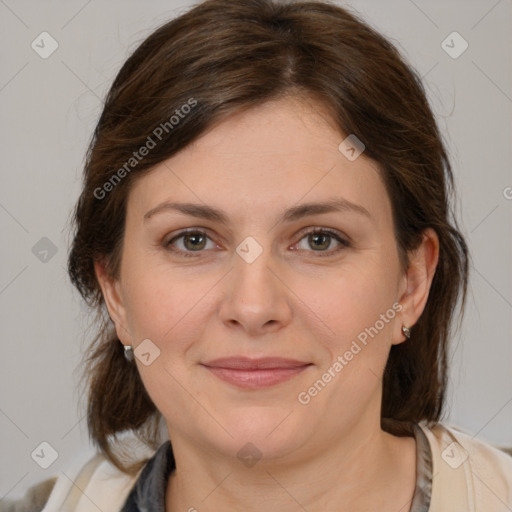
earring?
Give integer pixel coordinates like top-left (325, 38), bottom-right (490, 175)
top-left (124, 345), bottom-right (135, 362)
top-left (402, 325), bottom-right (411, 340)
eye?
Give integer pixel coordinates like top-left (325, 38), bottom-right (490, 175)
top-left (165, 227), bottom-right (350, 258)
top-left (165, 229), bottom-right (217, 257)
top-left (293, 228), bottom-right (350, 256)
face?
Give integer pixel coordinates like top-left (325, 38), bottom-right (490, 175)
top-left (98, 95), bottom-right (416, 464)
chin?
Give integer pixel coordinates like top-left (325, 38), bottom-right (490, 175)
top-left (214, 407), bottom-right (308, 457)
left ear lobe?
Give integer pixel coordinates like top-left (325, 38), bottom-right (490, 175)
top-left (394, 228), bottom-right (439, 344)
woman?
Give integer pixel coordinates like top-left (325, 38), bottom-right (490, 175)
top-left (12, 0), bottom-right (511, 511)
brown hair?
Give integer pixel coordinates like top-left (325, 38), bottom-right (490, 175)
top-left (68, 0), bottom-right (469, 475)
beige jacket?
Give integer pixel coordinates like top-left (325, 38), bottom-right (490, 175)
top-left (3, 423), bottom-right (512, 511)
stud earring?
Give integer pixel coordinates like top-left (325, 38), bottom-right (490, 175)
top-left (124, 345), bottom-right (135, 362)
top-left (402, 325), bottom-right (411, 340)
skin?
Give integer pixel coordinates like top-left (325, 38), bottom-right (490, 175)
top-left (95, 95), bottom-right (439, 512)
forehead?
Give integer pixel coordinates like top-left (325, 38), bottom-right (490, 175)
top-left (127, 96), bottom-right (390, 227)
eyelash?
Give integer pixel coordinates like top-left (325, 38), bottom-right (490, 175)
top-left (164, 227), bottom-right (350, 258)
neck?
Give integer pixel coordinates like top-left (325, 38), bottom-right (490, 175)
top-left (165, 421), bottom-right (417, 512)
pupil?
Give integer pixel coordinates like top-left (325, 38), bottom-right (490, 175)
top-left (186, 234), bottom-right (205, 250)
top-left (311, 233), bottom-right (329, 250)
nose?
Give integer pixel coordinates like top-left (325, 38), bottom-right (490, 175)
top-left (218, 240), bottom-right (293, 336)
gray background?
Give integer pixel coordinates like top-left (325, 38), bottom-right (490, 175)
top-left (1, 0), bottom-right (511, 501)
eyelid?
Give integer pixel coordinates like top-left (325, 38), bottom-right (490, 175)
top-left (291, 227), bottom-right (350, 256)
top-left (164, 228), bottom-right (219, 253)
top-left (294, 226), bottom-right (351, 245)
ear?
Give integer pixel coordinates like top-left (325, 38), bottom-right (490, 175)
top-left (393, 228), bottom-right (439, 345)
top-left (94, 258), bottom-right (133, 346)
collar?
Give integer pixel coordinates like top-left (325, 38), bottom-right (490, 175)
top-left (120, 422), bottom-right (432, 512)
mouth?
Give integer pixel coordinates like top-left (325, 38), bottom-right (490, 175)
top-left (200, 357), bottom-right (313, 389)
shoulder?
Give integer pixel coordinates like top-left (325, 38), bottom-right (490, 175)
top-left (0, 476), bottom-right (57, 512)
top-left (44, 454), bottom-right (140, 512)
top-left (419, 421), bottom-right (512, 511)
top-left (24, 443), bottom-right (156, 512)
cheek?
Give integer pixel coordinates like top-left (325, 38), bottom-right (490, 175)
top-left (300, 259), bottom-right (400, 351)
top-left (121, 260), bottom-right (216, 353)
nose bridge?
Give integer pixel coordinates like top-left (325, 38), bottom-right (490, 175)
top-left (233, 234), bottom-right (277, 302)
top-left (219, 234), bottom-right (291, 332)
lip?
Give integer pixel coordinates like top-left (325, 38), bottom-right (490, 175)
top-left (201, 357), bottom-right (312, 389)
top-left (202, 357), bottom-right (310, 370)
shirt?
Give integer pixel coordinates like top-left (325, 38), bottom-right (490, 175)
top-left (37, 421), bottom-right (512, 511)
top-left (119, 422), bottom-right (433, 511)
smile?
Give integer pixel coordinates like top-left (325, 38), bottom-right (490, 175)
top-left (201, 364), bottom-right (312, 389)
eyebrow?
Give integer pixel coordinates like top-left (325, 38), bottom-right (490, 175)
top-left (143, 197), bottom-right (372, 225)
